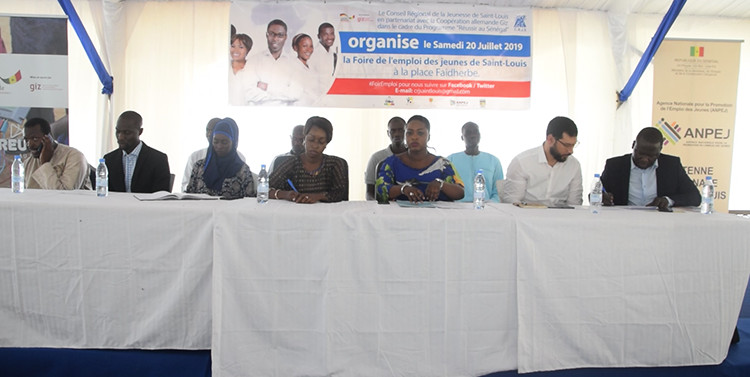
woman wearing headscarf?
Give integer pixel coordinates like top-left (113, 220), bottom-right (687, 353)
top-left (186, 117), bottom-right (256, 199)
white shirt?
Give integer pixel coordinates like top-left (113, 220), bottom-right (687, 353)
top-left (242, 50), bottom-right (300, 106)
top-left (289, 58), bottom-right (322, 106)
top-left (628, 158), bottom-right (659, 206)
top-left (228, 63), bottom-right (251, 106)
top-left (502, 145), bottom-right (583, 205)
top-left (307, 40), bottom-right (337, 78)
top-left (307, 41), bottom-right (337, 98)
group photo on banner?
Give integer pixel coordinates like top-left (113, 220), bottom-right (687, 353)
top-left (229, 2), bottom-right (532, 109)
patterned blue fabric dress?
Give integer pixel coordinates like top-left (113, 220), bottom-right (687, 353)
top-left (375, 154), bottom-right (464, 202)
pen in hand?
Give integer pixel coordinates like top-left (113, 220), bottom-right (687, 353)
top-left (287, 179), bottom-right (298, 192)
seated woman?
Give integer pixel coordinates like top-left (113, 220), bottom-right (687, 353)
top-left (269, 116), bottom-right (348, 203)
top-left (375, 115), bottom-right (464, 203)
top-left (186, 117), bottom-right (256, 199)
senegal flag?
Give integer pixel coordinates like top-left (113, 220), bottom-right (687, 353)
top-left (1, 70), bottom-right (22, 84)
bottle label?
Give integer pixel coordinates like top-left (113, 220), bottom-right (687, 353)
top-left (12, 175), bottom-right (22, 183)
top-left (590, 193), bottom-right (602, 203)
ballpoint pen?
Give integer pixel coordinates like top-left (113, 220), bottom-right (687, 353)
top-left (287, 179), bottom-right (298, 192)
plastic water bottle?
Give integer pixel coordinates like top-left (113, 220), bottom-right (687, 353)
top-left (257, 164), bottom-right (269, 203)
top-left (590, 173), bottom-right (602, 214)
top-left (11, 155), bottom-right (24, 193)
top-left (473, 169), bottom-right (485, 210)
top-left (700, 175), bottom-right (714, 214)
top-left (96, 158), bottom-right (108, 197)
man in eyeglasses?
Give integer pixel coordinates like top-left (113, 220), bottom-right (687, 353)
top-left (501, 116), bottom-right (583, 206)
top-left (21, 117), bottom-right (91, 190)
top-left (242, 18), bottom-right (299, 106)
top-left (599, 127), bottom-right (700, 210)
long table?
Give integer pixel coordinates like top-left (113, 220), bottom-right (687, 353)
top-left (2, 189), bottom-right (749, 375)
top-left (212, 200), bottom-right (518, 376)
top-left (0, 190), bottom-right (214, 349)
top-left (212, 201), bottom-right (750, 375)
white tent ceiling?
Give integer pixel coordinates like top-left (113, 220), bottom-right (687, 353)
top-left (274, 0), bottom-right (750, 18)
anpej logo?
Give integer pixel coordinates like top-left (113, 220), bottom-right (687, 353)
top-left (655, 117), bottom-right (682, 145)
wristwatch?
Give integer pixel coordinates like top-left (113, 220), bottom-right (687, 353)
top-left (434, 178), bottom-right (444, 191)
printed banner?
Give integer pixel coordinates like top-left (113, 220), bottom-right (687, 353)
top-left (229, 2), bottom-right (531, 109)
top-left (652, 39), bottom-right (741, 213)
top-left (0, 15), bottom-right (68, 188)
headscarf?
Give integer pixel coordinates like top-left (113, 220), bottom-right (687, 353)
top-left (203, 117), bottom-right (244, 191)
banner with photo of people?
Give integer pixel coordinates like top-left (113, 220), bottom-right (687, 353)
top-left (0, 15), bottom-right (68, 188)
top-left (652, 39), bottom-right (741, 213)
top-left (229, 2), bottom-right (531, 109)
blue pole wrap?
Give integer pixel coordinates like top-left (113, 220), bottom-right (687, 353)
top-left (57, 0), bottom-right (114, 95)
top-left (617, 0), bottom-right (686, 104)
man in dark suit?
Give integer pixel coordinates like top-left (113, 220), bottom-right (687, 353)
top-left (104, 111), bottom-right (171, 193)
top-left (600, 127), bottom-right (700, 210)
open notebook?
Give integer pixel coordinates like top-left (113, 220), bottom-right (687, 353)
top-left (133, 191), bottom-right (220, 201)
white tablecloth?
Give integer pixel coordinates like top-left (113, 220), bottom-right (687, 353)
top-left (212, 202), bottom-right (750, 376)
top-left (512, 205), bottom-right (750, 373)
top-left (0, 189), bottom-right (214, 349)
top-left (3, 190), bottom-right (749, 376)
top-left (212, 200), bottom-right (518, 377)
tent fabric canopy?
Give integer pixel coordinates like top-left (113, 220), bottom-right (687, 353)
top-left (3, 0), bottom-right (749, 208)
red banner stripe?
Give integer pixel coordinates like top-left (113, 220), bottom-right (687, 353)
top-left (327, 79), bottom-right (530, 98)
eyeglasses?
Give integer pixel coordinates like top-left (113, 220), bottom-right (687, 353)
top-left (266, 31), bottom-right (287, 39)
top-left (555, 138), bottom-right (580, 149)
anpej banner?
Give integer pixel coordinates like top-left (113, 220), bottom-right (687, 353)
top-left (652, 38), bottom-right (741, 213)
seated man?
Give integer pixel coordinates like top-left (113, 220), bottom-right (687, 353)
top-left (501, 116), bottom-right (582, 206)
top-left (104, 111), bottom-right (171, 193)
top-left (448, 121), bottom-right (503, 202)
top-left (182, 118), bottom-right (245, 192)
top-left (364, 116), bottom-right (406, 200)
top-left (600, 126), bottom-right (700, 210)
top-left (22, 117), bottom-right (91, 190)
top-left (269, 125), bottom-right (304, 174)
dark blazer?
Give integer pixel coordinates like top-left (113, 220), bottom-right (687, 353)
top-left (600, 153), bottom-right (700, 207)
top-left (104, 142), bottom-right (171, 193)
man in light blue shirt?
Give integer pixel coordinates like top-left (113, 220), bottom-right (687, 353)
top-left (447, 122), bottom-right (503, 202)
top-left (600, 127), bottom-right (700, 210)
top-left (104, 111), bottom-right (171, 193)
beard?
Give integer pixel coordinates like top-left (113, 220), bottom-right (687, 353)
top-left (550, 145), bottom-right (569, 162)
